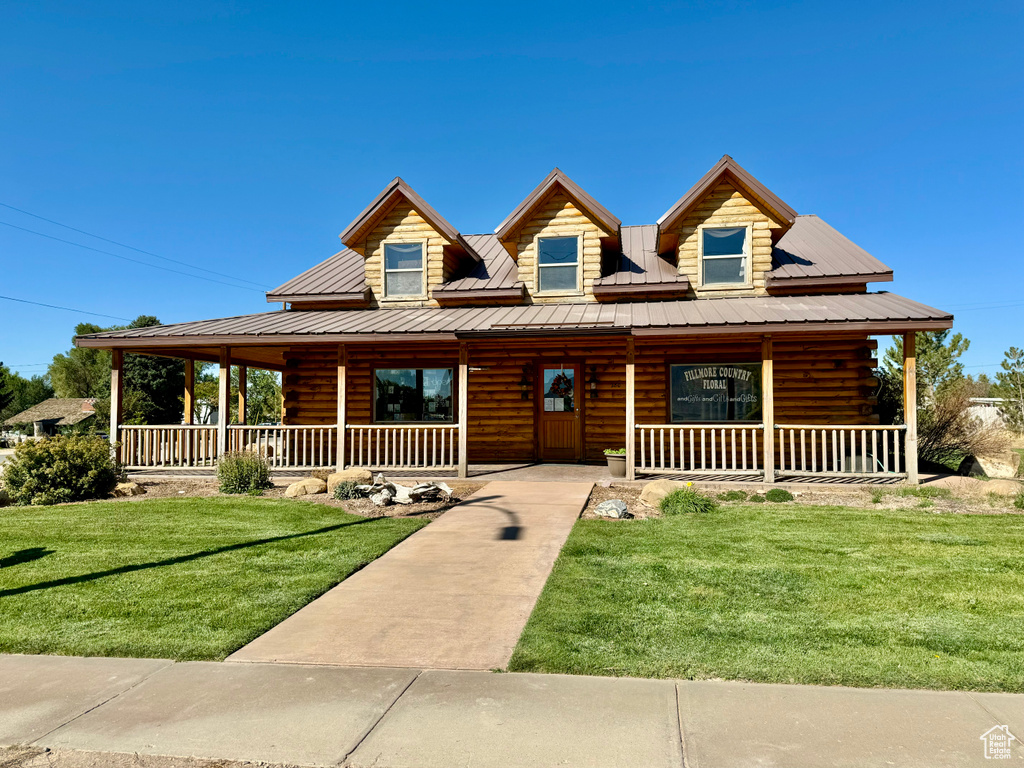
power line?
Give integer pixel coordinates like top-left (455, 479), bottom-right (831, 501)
top-left (0, 220), bottom-right (265, 293)
top-left (0, 294), bottom-right (132, 321)
top-left (0, 201), bottom-right (269, 289)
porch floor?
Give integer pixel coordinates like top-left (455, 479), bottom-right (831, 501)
top-left (127, 462), bottom-right (939, 488)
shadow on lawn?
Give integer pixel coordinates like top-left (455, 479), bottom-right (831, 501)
top-left (0, 547), bottom-right (55, 569)
top-left (0, 517), bottom-right (387, 598)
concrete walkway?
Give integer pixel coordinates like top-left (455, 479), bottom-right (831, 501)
top-left (228, 481), bottom-right (593, 670)
top-left (3, 654), bottom-right (1023, 767)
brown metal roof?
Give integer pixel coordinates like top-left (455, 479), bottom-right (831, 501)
top-left (266, 248), bottom-right (368, 303)
top-left (337, 177), bottom-right (480, 261)
top-left (432, 234), bottom-right (524, 295)
top-left (76, 292), bottom-right (952, 348)
top-left (658, 155), bottom-right (798, 233)
top-left (593, 225), bottom-right (689, 291)
top-left (494, 168), bottom-right (621, 242)
top-left (768, 215), bottom-right (893, 286)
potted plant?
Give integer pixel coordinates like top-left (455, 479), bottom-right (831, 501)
top-left (604, 447), bottom-right (627, 477)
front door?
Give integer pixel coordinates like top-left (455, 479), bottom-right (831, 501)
top-left (537, 363), bottom-right (581, 462)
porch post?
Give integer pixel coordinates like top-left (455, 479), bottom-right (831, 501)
top-left (237, 365), bottom-right (247, 425)
top-left (903, 332), bottom-right (919, 484)
top-left (217, 346), bottom-right (230, 457)
top-left (458, 342), bottom-right (468, 478)
top-left (183, 359), bottom-right (195, 425)
top-left (110, 350), bottom-right (123, 451)
top-left (336, 344), bottom-right (346, 472)
top-left (625, 336), bottom-right (635, 481)
top-left (761, 335), bottom-right (775, 483)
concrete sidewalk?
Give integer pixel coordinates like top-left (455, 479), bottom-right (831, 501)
top-left (2, 654), bottom-right (1023, 767)
top-left (229, 481), bottom-right (592, 670)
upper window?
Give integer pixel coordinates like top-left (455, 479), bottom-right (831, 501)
top-left (537, 236), bottom-right (579, 293)
top-left (374, 368), bottom-right (453, 422)
top-left (700, 226), bottom-right (749, 286)
top-left (383, 242), bottom-right (424, 297)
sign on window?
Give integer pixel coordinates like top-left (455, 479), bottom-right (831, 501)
top-left (670, 364), bottom-right (762, 422)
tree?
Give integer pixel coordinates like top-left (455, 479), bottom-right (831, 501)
top-left (0, 365), bottom-right (55, 425)
top-left (0, 364), bottom-right (13, 415)
top-left (882, 330), bottom-right (970, 407)
top-left (193, 364), bottom-right (281, 424)
top-left (994, 347), bottom-right (1024, 432)
top-left (49, 323), bottom-right (111, 399)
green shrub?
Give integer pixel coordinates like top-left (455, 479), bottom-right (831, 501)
top-left (333, 481), bottom-right (361, 500)
top-left (765, 488), bottom-right (794, 503)
top-left (1014, 491), bottom-right (1024, 511)
top-left (604, 448), bottom-right (626, 455)
top-left (660, 488), bottom-right (717, 515)
top-left (870, 489), bottom-right (885, 504)
top-left (217, 451), bottom-right (272, 494)
top-left (749, 493), bottom-right (766, 503)
top-left (2, 435), bottom-right (121, 506)
top-left (717, 490), bottom-right (747, 502)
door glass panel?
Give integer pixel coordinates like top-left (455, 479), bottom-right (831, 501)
top-left (542, 368), bottom-right (575, 412)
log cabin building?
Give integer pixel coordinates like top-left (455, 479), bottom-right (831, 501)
top-left (76, 156), bottom-right (952, 483)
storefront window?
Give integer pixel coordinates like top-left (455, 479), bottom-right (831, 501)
top-left (670, 363), bottom-right (762, 422)
top-left (374, 368), bottom-right (453, 422)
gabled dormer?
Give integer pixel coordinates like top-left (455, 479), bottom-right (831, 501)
top-left (338, 177), bottom-right (479, 307)
top-left (494, 169), bottom-right (621, 303)
top-left (657, 155), bottom-right (797, 296)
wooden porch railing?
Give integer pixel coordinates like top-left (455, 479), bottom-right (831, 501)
top-left (228, 425), bottom-right (336, 469)
top-left (775, 424), bottom-right (907, 478)
top-left (347, 424), bottom-right (458, 471)
top-left (635, 424), bottom-right (763, 475)
top-left (120, 425), bottom-right (218, 469)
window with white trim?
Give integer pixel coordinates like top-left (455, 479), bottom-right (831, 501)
top-left (700, 226), bottom-right (749, 286)
top-left (537, 236), bottom-right (579, 293)
top-left (383, 242), bottom-right (424, 297)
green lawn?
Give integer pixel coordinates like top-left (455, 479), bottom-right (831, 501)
top-left (509, 505), bottom-right (1024, 691)
top-left (0, 497), bottom-right (425, 660)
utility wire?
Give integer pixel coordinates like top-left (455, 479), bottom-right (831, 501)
top-left (0, 201), bottom-right (269, 289)
top-left (0, 294), bottom-right (132, 321)
top-left (0, 220), bottom-right (264, 293)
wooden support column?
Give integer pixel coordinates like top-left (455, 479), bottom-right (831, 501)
top-left (458, 342), bottom-right (469, 478)
top-left (110, 350), bottom-right (123, 452)
top-left (183, 359), bottom-right (195, 425)
top-left (626, 336), bottom-right (636, 481)
top-left (903, 332), bottom-right (919, 485)
top-left (237, 365), bottom-right (247, 425)
top-left (761, 335), bottom-right (775, 483)
top-left (336, 345), bottom-right (346, 472)
top-left (217, 346), bottom-right (230, 457)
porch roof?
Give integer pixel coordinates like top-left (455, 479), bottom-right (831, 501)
top-left (76, 292), bottom-right (952, 349)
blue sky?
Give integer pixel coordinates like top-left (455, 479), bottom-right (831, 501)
top-left (2, 0), bottom-right (1021, 379)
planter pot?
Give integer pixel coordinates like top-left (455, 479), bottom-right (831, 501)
top-left (605, 453), bottom-right (627, 478)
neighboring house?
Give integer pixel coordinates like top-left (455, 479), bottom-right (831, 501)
top-left (75, 156), bottom-right (952, 482)
top-left (967, 397), bottom-right (1007, 427)
top-left (2, 398), bottom-right (97, 437)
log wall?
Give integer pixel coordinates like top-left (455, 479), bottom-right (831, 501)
top-left (281, 334), bottom-right (880, 464)
top-left (362, 204), bottom-right (454, 308)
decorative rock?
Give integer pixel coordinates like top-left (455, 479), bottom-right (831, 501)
top-left (369, 487), bottom-right (394, 507)
top-left (111, 481), bottom-right (146, 498)
top-left (595, 499), bottom-right (630, 519)
top-left (958, 451), bottom-right (1021, 479)
top-left (327, 469), bottom-right (374, 494)
top-left (284, 477), bottom-right (327, 497)
top-left (985, 479), bottom-right (1023, 496)
top-left (639, 479), bottom-right (692, 508)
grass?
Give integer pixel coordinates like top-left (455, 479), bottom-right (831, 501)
top-left (0, 497), bottom-right (425, 660)
top-left (509, 505), bottom-right (1024, 691)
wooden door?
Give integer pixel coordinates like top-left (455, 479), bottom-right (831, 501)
top-left (537, 363), bottom-right (581, 462)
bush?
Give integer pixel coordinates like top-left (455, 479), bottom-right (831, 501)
top-left (918, 384), bottom-right (1009, 470)
top-left (1014, 491), bottom-right (1024, 511)
top-left (765, 488), bottom-right (794, 503)
top-left (603, 448), bottom-right (626, 455)
top-left (2, 435), bottom-right (121, 505)
top-left (333, 481), bottom-right (361, 500)
top-left (717, 490), bottom-right (747, 502)
top-left (217, 451), bottom-right (271, 494)
top-left (660, 488), bottom-right (717, 515)
top-left (870, 489), bottom-right (885, 504)
top-left (749, 493), bottom-right (766, 503)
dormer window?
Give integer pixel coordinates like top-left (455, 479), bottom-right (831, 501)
top-left (700, 225), bottom-right (751, 287)
top-left (384, 242), bottom-right (425, 298)
top-left (537, 236), bottom-right (581, 293)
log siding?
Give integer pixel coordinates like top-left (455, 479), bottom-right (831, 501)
top-left (363, 204), bottom-right (454, 307)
